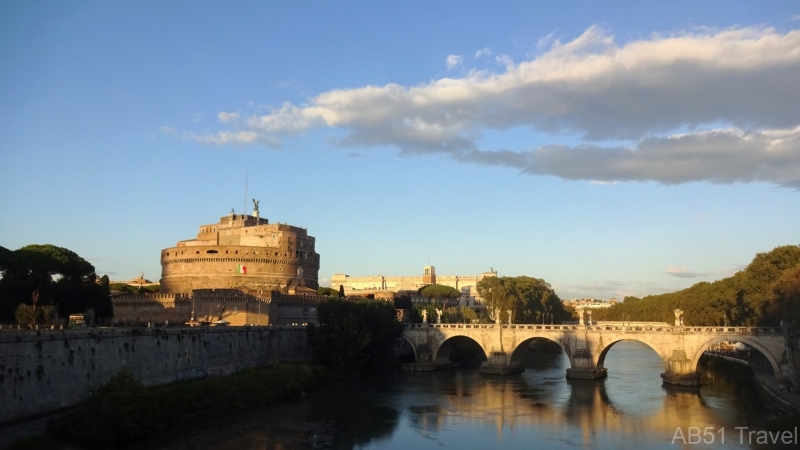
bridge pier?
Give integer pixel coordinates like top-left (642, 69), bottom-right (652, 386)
top-left (564, 335), bottom-right (608, 380)
top-left (480, 351), bottom-right (523, 375)
top-left (660, 349), bottom-right (700, 386)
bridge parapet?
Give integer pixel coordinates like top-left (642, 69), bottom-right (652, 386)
top-left (404, 323), bottom-right (782, 335)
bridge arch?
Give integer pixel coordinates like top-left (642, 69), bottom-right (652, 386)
top-left (509, 337), bottom-right (572, 366)
top-left (434, 335), bottom-right (489, 363)
top-left (595, 339), bottom-right (670, 373)
top-left (401, 334), bottom-right (419, 362)
top-left (690, 335), bottom-right (780, 377)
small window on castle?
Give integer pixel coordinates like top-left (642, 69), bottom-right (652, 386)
top-left (207, 250), bottom-right (218, 254)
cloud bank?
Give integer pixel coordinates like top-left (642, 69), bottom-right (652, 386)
top-left (179, 25), bottom-right (800, 187)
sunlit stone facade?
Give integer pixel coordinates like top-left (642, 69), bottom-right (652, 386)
top-left (160, 211), bottom-right (320, 294)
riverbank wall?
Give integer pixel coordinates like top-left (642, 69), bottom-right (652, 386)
top-left (0, 326), bottom-right (311, 423)
top-left (754, 374), bottom-right (800, 415)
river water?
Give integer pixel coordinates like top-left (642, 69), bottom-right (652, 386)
top-left (154, 341), bottom-right (787, 450)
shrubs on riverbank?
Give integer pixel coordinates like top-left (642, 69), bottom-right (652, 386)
top-left (7, 364), bottom-right (323, 450)
top-left (306, 299), bottom-right (403, 375)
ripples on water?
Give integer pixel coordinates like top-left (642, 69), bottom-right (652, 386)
top-left (153, 341), bottom-right (780, 450)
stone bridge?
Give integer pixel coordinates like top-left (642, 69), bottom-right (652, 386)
top-left (402, 323), bottom-right (788, 386)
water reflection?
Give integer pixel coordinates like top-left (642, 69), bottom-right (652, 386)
top-left (156, 341), bottom-right (779, 450)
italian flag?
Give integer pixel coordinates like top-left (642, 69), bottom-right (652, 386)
top-left (237, 264), bottom-right (247, 274)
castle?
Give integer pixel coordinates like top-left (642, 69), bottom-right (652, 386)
top-left (111, 206), bottom-right (323, 326)
top-left (160, 208), bottom-right (320, 294)
top-left (331, 266), bottom-right (496, 309)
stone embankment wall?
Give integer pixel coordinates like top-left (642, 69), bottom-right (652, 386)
top-left (0, 326), bottom-right (311, 423)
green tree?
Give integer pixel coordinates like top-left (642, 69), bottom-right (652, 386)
top-left (511, 276), bottom-right (568, 324)
top-left (317, 286), bottom-right (339, 297)
top-left (590, 245), bottom-right (800, 326)
top-left (441, 305), bottom-right (478, 323)
top-left (15, 304), bottom-right (36, 327)
top-left (418, 284), bottom-right (462, 305)
top-left (767, 265), bottom-right (800, 324)
top-left (306, 299), bottom-right (402, 374)
top-left (0, 244), bottom-right (112, 322)
top-left (476, 276), bottom-right (515, 323)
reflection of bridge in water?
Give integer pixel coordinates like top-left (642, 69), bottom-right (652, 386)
top-left (405, 358), bottom-right (759, 447)
top-left (402, 323), bottom-right (787, 386)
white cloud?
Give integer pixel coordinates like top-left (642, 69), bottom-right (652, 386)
top-left (160, 126), bottom-right (176, 135)
top-left (455, 126), bottom-right (800, 186)
top-left (495, 54), bottom-right (515, 70)
top-left (475, 47), bottom-right (492, 58)
top-left (181, 25), bottom-right (800, 186)
top-left (664, 266), bottom-right (705, 278)
top-left (185, 130), bottom-right (281, 147)
top-left (217, 111), bottom-right (240, 123)
top-left (446, 54), bottom-right (463, 69)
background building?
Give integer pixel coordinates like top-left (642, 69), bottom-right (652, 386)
top-left (562, 298), bottom-right (620, 309)
top-left (331, 266), bottom-right (496, 309)
top-left (110, 273), bottom-right (160, 288)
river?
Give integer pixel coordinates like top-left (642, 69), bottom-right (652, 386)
top-left (151, 341), bottom-right (786, 449)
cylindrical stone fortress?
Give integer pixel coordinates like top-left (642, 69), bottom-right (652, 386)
top-left (160, 211), bottom-right (319, 293)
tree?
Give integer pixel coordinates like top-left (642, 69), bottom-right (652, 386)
top-left (441, 306), bottom-right (478, 323)
top-left (418, 285), bottom-right (462, 312)
top-left (317, 286), bottom-right (339, 297)
top-left (306, 299), bottom-right (402, 374)
top-left (15, 304), bottom-right (55, 328)
top-left (476, 276), bottom-right (515, 323)
top-left (476, 275), bottom-right (569, 324)
top-left (0, 244), bottom-right (111, 322)
top-left (590, 245), bottom-right (800, 326)
top-left (767, 265), bottom-right (800, 324)
top-left (338, 285), bottom-right (345, 298)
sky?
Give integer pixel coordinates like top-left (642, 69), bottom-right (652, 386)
top-left (1, 1), bottom-right (799, 300)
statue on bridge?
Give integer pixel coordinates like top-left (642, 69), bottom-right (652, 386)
top-left (507, 309), bottom-right (513, 325)
top-left (674, 309), bottom-right (684, 326)
top-left (422, 309), bottom-right (428, 324)
top-left (586, 309), bottom-right (593, 325)
top-left (494, 309), bottom-right (501, 325)
top-left (435, 308), bottom-right (442, 323)
top-left (577, 308), bottom-right (585, 326)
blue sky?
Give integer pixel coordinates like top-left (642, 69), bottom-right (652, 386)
top-left (1, 1), bottom-right (799, 300)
